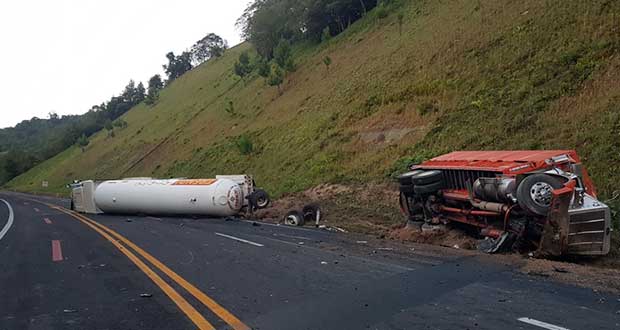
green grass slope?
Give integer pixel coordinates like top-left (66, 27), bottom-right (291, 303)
top-left (7, 0), bottom-right (620, 221)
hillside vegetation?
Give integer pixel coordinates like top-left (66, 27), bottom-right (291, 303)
top-left (7, 0), bottom-right (620, 224)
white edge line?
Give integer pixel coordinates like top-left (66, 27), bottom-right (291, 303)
top-left (0, 199), bottom-right (15, 241)
top-left (518, 317), bottom-right (570, 330)
top-left (215, 232), bottom-right (264, 247)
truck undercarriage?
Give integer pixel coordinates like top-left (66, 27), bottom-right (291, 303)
top-left (399, 150), bottom-right (611, 256)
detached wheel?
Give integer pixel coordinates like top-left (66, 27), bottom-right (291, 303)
top-left (284, 210), bottom-right (305, 226)
top-left (516, 174), bottom-right (565, 216)
top-left (398, 170), bottom-right (423, 185)
top-left (411, 170), bottom-right (442, 185)
top-left (413, 180), bottom-right (443, 195)
top-left (250, 189), bottom-right (270, 209)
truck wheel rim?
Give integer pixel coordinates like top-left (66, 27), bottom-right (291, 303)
top-left (530, 182), bottom-right (553, 207)
top-left (256, 197), bottom-right (268, 208)
top-left (285, 215), bottom-right (298, 226)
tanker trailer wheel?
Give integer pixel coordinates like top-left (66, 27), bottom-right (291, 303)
top-left (250, 189), bottom-right (270, 209)
top-left (411, 170), bottom-right (442, 186)
top-left (284, 210), bottom-right (305, 226)
top-left (398, 170), bottom-right (423, 186)
top-left (516, 174), bottom-right (565, 216)
top-left (413, 180), bottom-right (444, 195)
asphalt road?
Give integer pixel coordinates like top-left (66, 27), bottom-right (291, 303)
top-left (1, 191), bottom-right (619, 330)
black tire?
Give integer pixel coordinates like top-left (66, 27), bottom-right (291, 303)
top-left (516, 174), bottom-right (565, 216)
top-left (250, 189), bottom-right (270, 209)
top-left (413, 180), bottom-right (443, 195)
top-left (398, 170), bottom-right (423, 185)
top-left (399, 184), bottom-right (415, 194)
top-left (411, 170), bottom-right (443, 185)
top-left (284, 210), bottom-right (305, 226)
top-left (399, 192), bottom-right (410, 217)
top-left (302, 204), bottom-right (321, 224)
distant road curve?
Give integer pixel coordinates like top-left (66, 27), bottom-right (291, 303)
top-left (0, 198), bottom-right (14, 241)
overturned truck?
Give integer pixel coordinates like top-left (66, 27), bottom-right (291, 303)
top-left (399, 150), bottom-right (611, 256)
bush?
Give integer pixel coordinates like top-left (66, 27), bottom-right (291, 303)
top-left (236, 135), bottom-right (254, 155)
top-left (375, 3), bottom-right (388, 19)
top-left (417, 102), bottom-right (439, 116)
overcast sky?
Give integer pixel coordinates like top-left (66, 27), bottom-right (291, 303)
top-left (0, 0), bottom-right (251, 128)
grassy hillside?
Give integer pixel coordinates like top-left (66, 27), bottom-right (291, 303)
top-left (7, 0), bottom-right (620, 222)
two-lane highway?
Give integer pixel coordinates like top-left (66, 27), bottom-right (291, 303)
top-left (1, 191), bottom-right (620, 330)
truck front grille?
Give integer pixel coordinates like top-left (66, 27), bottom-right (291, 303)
top-left (567, 198), bottom-right (611, 255)
top-left (440, 169), bottom-right (498, 190)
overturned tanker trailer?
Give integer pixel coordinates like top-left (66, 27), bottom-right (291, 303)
top-left (398, 150), bottom-right (612, 256)
top-left (69, 175), bottom-right (270, 217)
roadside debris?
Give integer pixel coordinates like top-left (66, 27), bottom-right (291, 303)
top-left (140, 293), bottom-right (153, 298)
top-left (356, 240), bottom-right (368, 244)
top-left (283, 210), bottom-right (305, 226)
top-left (282, 204), bottom-right (323, 227)
top-left (320, 261), bottom-right (328, 265)
top-left (302, 204), bottom-right (322, 226)
top-left (63, 309), bottom-right (78, 313)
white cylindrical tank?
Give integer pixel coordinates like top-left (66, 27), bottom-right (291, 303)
top-left (94, 178), bottom-right (243, 217)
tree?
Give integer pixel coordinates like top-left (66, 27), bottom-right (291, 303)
top-left (191, 33), bottom-right (229, 65)
top-left (323, 56), bottom-right (332, 73)
top-left (256, 56), bottom-right (271, 79)
top-left (135, 82), bottom-right (146, 103)
top-left (273, 39), bottom-right (294, 72)
top-left (146, 74), bottom-right (164, 105)
top-left (104, 119), bottom-right (113, 132)
top-left (76, 134), bottom-right (89, 152)
top-left (321, 26), bottom-right (332, 43)
top-left (233, 52), bottom-right (253, 79)
top-left (163, 51), bottom-right (193, 83)
top-left (3, 157), bottom-right (19, 180)
top-left (267, 64), bottom-right (284, 94)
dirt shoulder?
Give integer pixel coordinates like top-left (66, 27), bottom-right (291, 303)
top-left (254, 182), bottom-right (620, 293)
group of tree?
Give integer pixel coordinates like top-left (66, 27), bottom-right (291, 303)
top-left (234, 0), bottom-right (400, 94)
top-left (0, 32), bottom-right (228, 185)
top-left (237, 0), bottom-right (386, 58)
top-left (162, 33), bottom-right (229, 86)
top-left (0, 80), bottom-right (144, 184)
top-left (234, 39), bottom-right (295, 94)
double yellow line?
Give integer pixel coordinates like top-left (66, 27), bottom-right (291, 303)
top-left (49, 204), bottom-right (250, 330)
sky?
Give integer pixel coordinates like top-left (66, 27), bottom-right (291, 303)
top-left (0, 0), bottom-right (251, 128)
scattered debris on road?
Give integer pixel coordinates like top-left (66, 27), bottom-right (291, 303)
top-left (63, 309), bottom-right (77, 313)
top-left (140, 293), bottom-right (153, 298)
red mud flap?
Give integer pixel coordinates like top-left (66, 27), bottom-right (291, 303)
top-left (536, 183), bottom-right (575, 257)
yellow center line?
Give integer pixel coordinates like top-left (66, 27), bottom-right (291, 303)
top-left (51, 206), bottom-right (215, 330)
top-left (48, 203), bottom-right (251, 330)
